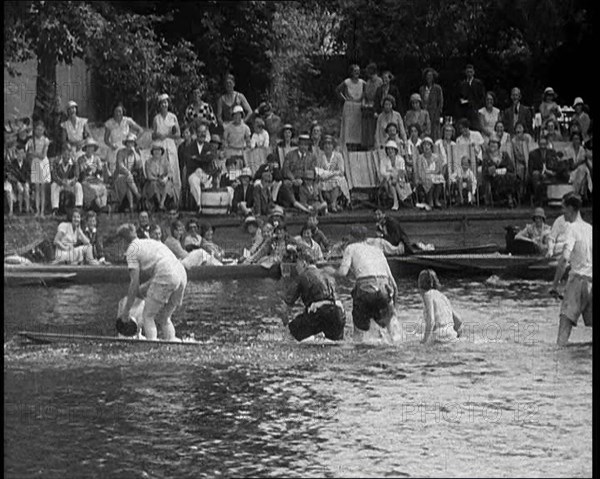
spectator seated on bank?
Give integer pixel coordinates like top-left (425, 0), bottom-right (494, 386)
top-left (148, 223), bottom-right (163, 242)
top-left (528, 135), bottom-right (556, 206)
top-left (51, 146), bottom-right (83, 215)
top-left (316, 135), bottom-right (350, 213)
top-left (82, 210), bottom-right (110, 264)
top-left (455, 118), bottom-right (485, 168)
top-left (565, 132), bottom-right (592, 200)
top-left (280, 133), bottom-right (317, 213)
top-left (77, 138), bottom-right (109, 213)
top-left (276, 124), bottom-right (297, 166)
top-left (405, 123), bottom-right (423, 183)
top-left (404, 93), bottom-right (431, 138)
top-left (448, 155), bottom-right (477, 206)
top-left (482, 138), bottom-right (517, 208)
top-left (187, 122), bottom-right (220, 214)
top-left (230, 167), bottom-right (254, 216)
top-left (254, 153), bottom-right (283, 184)
top-left (6, 142), bottom-right (32, 214)
top-left (375, 95), bottom-right (406, 149)
top-left (183, 218), bottom-right (203, 252)
top-left (165, 220), bottom-right (223, 268)
top-left (379, 139), bottom-right (412, 210)
top-left (383, 122), bottom-right (405, 152)
top-left (238, 216), bottom-right (264, 263)
top-left (252, 169), bottom-right (277, 217)
top-left (543, 118), bottom-right (564, 144)
top-left (570, 97), bottom-right (590, 140)
top-left (143, 141), bottom-right (176, 212)
top-left (306, 214), bottom-right (330, 255)
top-left (298, 170), bottom-right (327, 215)
top-left (114, 133), bottom-right (144, 213)
top-left (415, 137), bottom-right (445, 209)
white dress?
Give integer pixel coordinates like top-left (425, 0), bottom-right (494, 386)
top-left (154, 112), bottom-right (181, 202)
top-left (105, 117), bottom-right (135, 175)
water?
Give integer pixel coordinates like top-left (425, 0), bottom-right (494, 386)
top-left (4, 276), bottom-right (592, 478)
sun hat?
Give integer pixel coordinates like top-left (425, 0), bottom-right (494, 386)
top-left (410, 93), bottom-right (422, 104)
top-left (239, 167), bottom-right (253, 179)
top-left (82, 137), bottom-right (99, 151)
top-left (384, 140), bottom-right (399, 151)
top-left (421, 136), bottom-right (434, 146)
top-left (150, 141), bottom-right (165, 155)
top-left (243, 216), bottom-right (259, 230)
top-left (572, 97), bottom-right (584, 107)
top-left (232, 105), bottom-right (244, 115)
top-left (123, 133), bottom-right (137, 146)
top-left (543, 87), bottom-right (556, 97)
top-left (532, 207), bottom-right (546, 220)
top-left (298, 132), bottom-right (311, 141)
top-left (269, 205), bottom-right (285, 217)
top-left (67, 100), bottom-right (78, 110)
top-left (157, 93), bottom-right (169, 103)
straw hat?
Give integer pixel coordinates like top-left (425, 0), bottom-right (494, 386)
top-left (150, 141), bottom-right (165, 155)
top-left (573, 97), bottom-right (584, 107)
top-left (82, 137), bottom-right (99, 151)
top-left (123, 133), bottom-right (137, 146)
top-left (232, 105), bottom-right (244, 115)
top-left (543, 87), bottom-right (556, 97)
top-left (157, 93), bottom-right (170, 103)
top-left (410, 93), bottom-right (422, 105)
top-left (532, 207), bottom-right (546, 220)
top-left (239, 167), bottom-right (253, 179)
top-left (421, 136), bottom-right (434, 146)
top-left (384, 140), bottom-right (399, 151)
top-left (269, 205), bottom-right (285, 217)
top-left (298, 132), bottom-right (310, 141)
top-left (243, 216), bottom-right (259, 230)
top-left (67, 100), bottom-right (78, 110)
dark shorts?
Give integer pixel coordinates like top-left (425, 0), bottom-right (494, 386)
top-left (351, 276), bottom-right (395, 331)
top-left (288, 303), bottom-right (346, 341)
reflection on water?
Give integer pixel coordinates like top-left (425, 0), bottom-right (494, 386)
top-left (4, 275), bottom-right (592, 478)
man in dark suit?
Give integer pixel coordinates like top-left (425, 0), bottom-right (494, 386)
top-left (187, 122), bottom-right (219, 213)
top-left (502, 87), bottom-right (533, 135)
top-left (457, 64), bottom-right (486, 131)
top-left (231, 167), bottom-right (254, 215)
top-left (528, 135), bottom-right (563, 205)
top-left (136, 210), bottom-right (151, 239)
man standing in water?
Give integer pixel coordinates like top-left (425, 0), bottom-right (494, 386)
top-left (330, 225), bottom-right (400, 342)
top-left (549, 194), bottom-right (592, 346)
top-left (117, 223), bottom-right (187, 341)
top-left (283, 251), bottom-right (346, 341)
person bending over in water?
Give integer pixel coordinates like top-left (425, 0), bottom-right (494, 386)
top-left (330, 225), bottom-right (400, 342)
top-left (117, 223), bottom-right (187, 341)
top-left (417, 269), bottom-right (463, 344)
top-left (283, 251), bottom-right (346, 341)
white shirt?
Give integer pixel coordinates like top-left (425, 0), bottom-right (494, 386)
top-left (250, 130), bottom-right (270, 149)
top-left (548, 215), bottom-right (569, 256)
top-left (125, 238), bottom-right (186, 285)
top-left (338, 242), bottom-right (393, 279)
top-left (562, 215), bottom-right (592, 278)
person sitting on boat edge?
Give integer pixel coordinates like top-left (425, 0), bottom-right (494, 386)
top-left (136, 211), bottom-right (151, 239)
top-left (513, 207), bottom-right (551, 256)
top-left (327, 225), bottom-right (401, 343)
top-left (306, 214), bottom-right (330, 254)
top-left (417, 269), bottom-right (463, 344)
top-left (116, 223), bottom-right (187, 341)
top-left (283, 250), bottom-right (346, 342)
top-left (374, 208), bottom-right (416, 254)
top-left (549, 194), bottom-right (592, 346)
top-left (52, 208), bottom-right (98, 265)
top-left (83, 210), bottom-right (110, 264)
top-left (165, 220), bottom-right (223, 268)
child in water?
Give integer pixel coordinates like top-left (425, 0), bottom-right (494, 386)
top-left (418, 269), bottom-right (464, 343)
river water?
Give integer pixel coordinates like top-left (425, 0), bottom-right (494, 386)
top-left (4, 275), bottom-right (592, 478)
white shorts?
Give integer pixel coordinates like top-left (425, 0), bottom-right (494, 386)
top-left (560, 274), bottom-right (592, 326)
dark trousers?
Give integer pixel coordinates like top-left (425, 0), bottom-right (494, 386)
top-left (288, 303), bottom-right (346, 341)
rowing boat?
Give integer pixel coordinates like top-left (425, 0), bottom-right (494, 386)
top-left (16, 331), bottom-right (202, 346)
top-left (4, 271), bottom-right (78, 287)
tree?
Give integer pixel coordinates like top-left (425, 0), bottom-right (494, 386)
top-left (4, 1), bottom-right (105, 137)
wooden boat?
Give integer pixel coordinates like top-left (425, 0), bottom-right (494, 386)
top-left (4, 271), bottom-right (77, 287)
top-left (16, 331), bottom-right (202, 347)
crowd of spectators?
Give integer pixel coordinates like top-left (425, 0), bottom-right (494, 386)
top-left (4, 64), bottom-right (593, 219)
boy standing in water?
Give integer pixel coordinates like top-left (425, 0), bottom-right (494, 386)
top-left (417, 269), bottom-right (464, 343)
top-left (549, 194), bottom-right (592, 346)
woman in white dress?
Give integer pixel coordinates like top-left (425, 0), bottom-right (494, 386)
top-left (379, 140), bottom-right (412, 210)
top-left (152, 93), bottom-right (181, 205)
top-left (478, 91), bottom-right (500, 139)
top-left (316, 135), bottom-right (350, 212)
top-left (336, 64), bottom-right (365, 151)
top-left (61, 100), bottom-right (91, 153)
top-left (103, 102), bottom-right (142, 180)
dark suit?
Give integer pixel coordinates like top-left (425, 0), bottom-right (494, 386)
top-left (232, 183), bottom-right (254, 211)
top-left (9, 158), bottom-right (31, 184)
top-left (457, 77), bottom-right (486, 130)
top-left (185, 141), bottom-right (218, 176)
top-left (137, 225), bottom-right (151, 239)
top-left (502, 103), bottom-right (533, 135)
top-left (377, 216), bottom-right (414, 254)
